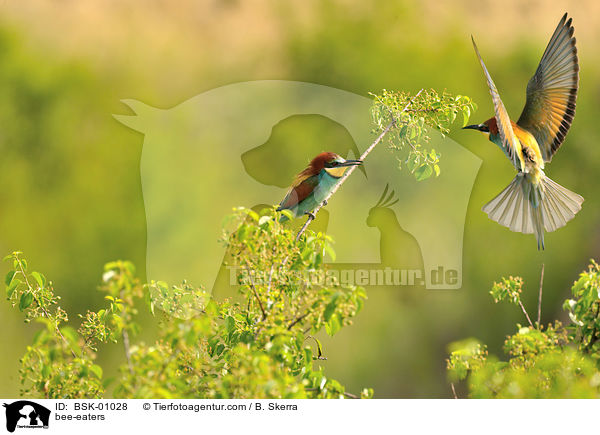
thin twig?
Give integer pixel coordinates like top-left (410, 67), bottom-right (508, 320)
top-left (295, 89), bottom-right (424, 241)
top-left (121, 329), bottom-right (134, 375)
top-left (244, 264), bottom-right (267, 320)
top-left (16, 259), bottom-right (78, 358)
top-left (267, 264), bottom-right (274, 295)
top-left (451, 383), bottom-right (458, 399)
top-left (537, 263), bottom-right (545, 328)
top-left (518, 300), bottom-right (534, 328)
top-left (304, 387), bottom-right (360, 399)
top-left (119, 289), bottom-right (134, 375)
top-left (287, 312), bottom-right (308, 330)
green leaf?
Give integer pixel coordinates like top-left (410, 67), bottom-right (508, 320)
top-left (433, 164), bottom-right (441, 177)
top-left (225, 316), bottom-right (236, 335)
top-left (237, 225), bottom-right (248, 241)
top-left (41, 364), bottom-right (52, 379)
top-left (323, 293), bottom-right (341, 322)
top-left (60, 326), bottom-right (79, 344)
top-left (301, 248), bottom-right (312, 261)
top-left (462, 106), bottom-right (471, 127)
top-left (414, 164), bottom-right (433, 181)
top-left (398, 124), bottom-right (408, 138)
top-left (406, 154), bottom-right (419, 172)
top-left (280, 209), bottom-right (293, 221)
top-left (90, 364), bottom-right (103, 379)
top-left (6, 278), bottom-right (20, 298)
top-left (247, 210), bottom-right (259, 222)
top-left (31, 271), bottom-right (46, 288)
top-left (323, 244), bottom-right (336, 262)
top-left (325, 314), bottom-right (342, 336)
top-left (19, 292), bottom-right (34, 311)
top-left (258, 216), bottom-right (271, 226)
top-left (5, 270), bottom-right (16, 286)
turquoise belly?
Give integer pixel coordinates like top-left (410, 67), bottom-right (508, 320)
top-left (292, 171), bottom-right (340, 218)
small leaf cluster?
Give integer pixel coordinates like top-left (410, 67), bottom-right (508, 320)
top-left (4, 252), bottom-right (103, 398)
top-left (563, 260), bottom-right (600, 358)
top-left (503, 322), bottom-right (569, 367)
top-left (490, 276), bottom-right (524, 304)
top-left (370, 88), bottom-right (477, 181)
top-left (446, 338), bottom-right (488, 383)
top-left (4, 207), bottom-right (371, 399)
top-left (79, 260), bottom-right (142, 351)
top-left (446, 261), bottom-right (600, 398)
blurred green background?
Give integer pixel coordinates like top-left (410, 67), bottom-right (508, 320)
top-left (1, 0), bottom-right (599, 398)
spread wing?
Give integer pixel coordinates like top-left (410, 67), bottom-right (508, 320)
top-left (517, 13), bottom-right (578, 163)
top-left (472, 36), bottom-right (523, 170)
top-left (277, 172), bottom-right (319, 210)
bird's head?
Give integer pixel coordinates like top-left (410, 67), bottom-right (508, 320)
top-left (463, 117), bottom-right (498, 136)
top-left (309, 152), bottom-right (362, 178)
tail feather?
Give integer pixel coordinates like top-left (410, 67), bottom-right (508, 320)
top-left (482, 172), bottom-right (583, 249)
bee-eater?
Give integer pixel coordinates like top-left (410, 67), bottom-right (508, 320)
top-left (277, 152), bottom-right (362, 221)
top-left (464, 13), bottom-right (583, 250)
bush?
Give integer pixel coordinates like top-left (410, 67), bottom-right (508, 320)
top-left (4, 207), bottom-right (371, 399)
top-left (447, 261), bottom-right (600, 398)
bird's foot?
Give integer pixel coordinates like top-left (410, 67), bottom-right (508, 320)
top-left (305, 211), bottom-right (316, 220)
top-left (322, 199), bottom-right (328, 206)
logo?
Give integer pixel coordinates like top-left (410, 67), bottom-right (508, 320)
top-left (3, 401), bottom-right (50, 433)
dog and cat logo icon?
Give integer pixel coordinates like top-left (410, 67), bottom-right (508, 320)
top-left (3, 401), bottom-right (50, 432)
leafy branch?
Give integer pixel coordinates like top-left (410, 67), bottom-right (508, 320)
top-left (295, 88), bottom-right (476, 240)
top-left (371, 88), bottom-right (476, 181)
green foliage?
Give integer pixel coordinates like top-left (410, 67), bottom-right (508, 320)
top-left (4, 252), bottom-right (104, 398)
top-left (490, 276), bottom-right (524, 304)
top-left (79, 261), bottom-right (142, 352)
top-left (446, 339), bottom-right (487, 383)
top-left (370, 88), bottom-right (477, 181)
top-left (446, 261), bottom-right (600, 398)
top-left (563, 260), bottom-right (600, 358)
top-left (3, 208), bottom-right (371, 399)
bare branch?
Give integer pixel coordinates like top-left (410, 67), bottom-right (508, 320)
top-left (295, 89), bottom-right (424, 241)
top-left (119, 288), bottom-right (134, 375)
top-left (537, 263), bottom-right (545, 328)
top-left (287, 312), bottom-right (308, 330)
top-left (451, 382), bottom-right (458, 399)
top-left (121, 329), bottom-right (134, 375)
top-left (243, 263), bottom-right (267, 320)
top-left (518, 300), bottom-right (534, 328)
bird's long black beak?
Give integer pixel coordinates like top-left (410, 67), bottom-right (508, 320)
top-left (463, 123), bottom-right (489, 133)
top-left (339, 159), bottom-right (362, 167)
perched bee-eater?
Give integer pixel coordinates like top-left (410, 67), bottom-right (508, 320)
top-left (277, 152), bottom-right (362, 221)
top-left (464, 13), bottom-right (583, 250)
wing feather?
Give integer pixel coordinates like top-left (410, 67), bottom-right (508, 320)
top-left (472, 36), bottom-right (523, 170)
top-left (277, 172), bottom-right (319, 210)
top-left (517, 13), bottom-right (579, 162)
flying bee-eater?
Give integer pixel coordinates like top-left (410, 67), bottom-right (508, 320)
top-left (277, 152), bottom-right (362, 221)
top-left (464, 13), bottom-right (583, 250)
